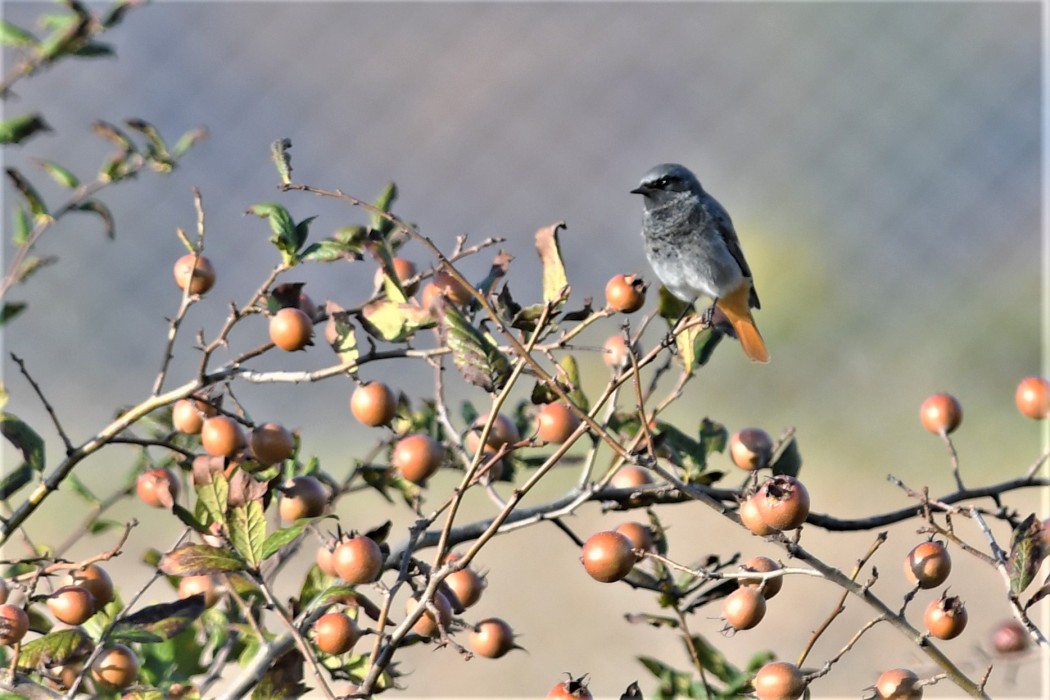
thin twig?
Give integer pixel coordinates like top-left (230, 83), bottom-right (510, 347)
top-left (10, 354), bottom-right (72, 453)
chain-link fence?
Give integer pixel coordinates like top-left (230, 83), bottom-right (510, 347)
top-left (2, 2), bottom-right (1043, 697)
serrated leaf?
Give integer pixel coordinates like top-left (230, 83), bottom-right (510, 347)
top-left (1008, 513), bottom-right (1047, 595)
top-left (229, 500), bottom-right (267, 569)
top-left (439, 300), bottom-right (512, 392)
top-left (74, 199), bottom-right (115, 239)
top-left (111, 596), bottom-right (206, 643)
top-left (0, 21), bottom-right (37, 47)
top-left (16, 628), bottom-right (92, 669)
top-left (195, 474), bottom-right (230, 528)
top-left (271, 138), bottom-right (293, 185)
top-left (33, 158), bottom-right (80, 188)
top-left (358, 299), bottom-right (432, 343)
top-left (0, 113), bottom-right (51, 145)
top-left (535, 221), bottom-right (569, 304)
top-left (370, 182), bottom-right (398, 236)
top-left (771, 436), bottom-right (802, 478)
top-left (159, 544), bottom-right (247, 576)
top-left (5, 168), bottom-right (49, 221)
top-left (1, 412), bottom-right (45, 473)
top-left (261, 522), bottom-right (308, 561)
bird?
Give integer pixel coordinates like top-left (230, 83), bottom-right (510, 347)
top-left (631, 163), bottom-right (769, 363)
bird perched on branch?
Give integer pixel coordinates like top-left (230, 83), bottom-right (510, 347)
top-left (632, 163), bottom-right (769, 363)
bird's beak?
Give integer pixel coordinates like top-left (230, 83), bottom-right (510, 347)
top-left (630, 186), bottom-right (647, 195)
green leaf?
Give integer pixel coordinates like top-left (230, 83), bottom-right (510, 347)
top-left (72, 40), bottom-right (113, 58)
top-left (33, 158), bottom-right (80, 188)
top-left (292, 215), bottom-right (316, 255)
top-left (74, 199), bottom-right (115, 239)
top-left (16, 255), bottom-right (56, 284)
top-left (0, 303), bottom-right (26, 326)
top-left (357, 299), bottom-right (432, 343)
top-left (690, 633), bottom-right (742, 684)
top-left (5, 168), bottom-right (49, 221)
top-left (698, 418), bottom-right (727, 456)
top-left (37, 9), bottom-right (90, 61)
top-left (300, 238), bottom-right (361, 263)
top-left (17, 628), bottom-right (92, 669)
top-left (1, 412), bottom-right (45, 473)
top-left (92, 120), bottom-right (135, 150)
top-left (439, 300), bottom-right (512, 392)
top-left (171, 126), bottom-right (208, 159)
top-left (0, 113), bottom-right (51, 145)
top-left (229, 500), bottom-right (267, 569)
top-left (370, 182), bottom-right (398, 236)
top-left (261, 522), bottom-right (308, 561)
top-left (11, 207), bottom-right (30, 247)
top-left (195, 475), bottom-right (230, 528)
top-left (271, 138), bottom-right (293, 185)
top-left (101, 1), bottom-right (138, 28)
top-left (298, 565), bottom-right (331, 610)
top-left (1008, 513), bottom-right (1047, 595)
top-left (158, 544), bottom-right (247, 576)
top-left (111, 596), bottom-right (207, 643)
top-left (247, 202), bottom-right (299, 264)
top-left (0, 463), bottom-right (32, 500)
top-left (126, 118), bottom-right (173, 168)
top-left (534, 221), bottom-right (569, 304)
top-left (657, 285), bottom-right (692, 321)
top-left (771, 436), bottom-right (802, 478)
top-left (558, 354), bottom-right (589, 411)
top-left (172, 503), bottom-right (211, 535)
top-left (696, 329), bottom-right (724, 367)
top-left (66, 473), bottom-right (100, 504)
top-left (88, 518), bottom-right (123, 535)
top-left (0, 21), bottom-right (37, 47)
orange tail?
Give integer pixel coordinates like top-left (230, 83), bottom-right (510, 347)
top-left (716, 284), bottom-right (770, 363)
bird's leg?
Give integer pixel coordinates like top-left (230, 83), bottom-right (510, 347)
top-left (661, 298), bottom-right (697, 354)
top-left (701, 299), bottom-right (719, 327)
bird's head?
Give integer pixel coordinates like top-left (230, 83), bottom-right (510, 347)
top-left (630, 163), bottom-right (704, 204)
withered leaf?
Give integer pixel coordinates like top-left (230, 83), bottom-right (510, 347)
top-left (535, 221), bottom-right (570, 304)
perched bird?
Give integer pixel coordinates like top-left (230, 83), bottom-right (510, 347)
top-left (631, 163), bottom-right (769, 363)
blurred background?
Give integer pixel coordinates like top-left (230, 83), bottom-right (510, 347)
top-left (1, 2), bottom-right (1046, 698)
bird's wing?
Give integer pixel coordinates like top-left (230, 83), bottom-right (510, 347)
top-left (705, 195), bottom-right (761, 309)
